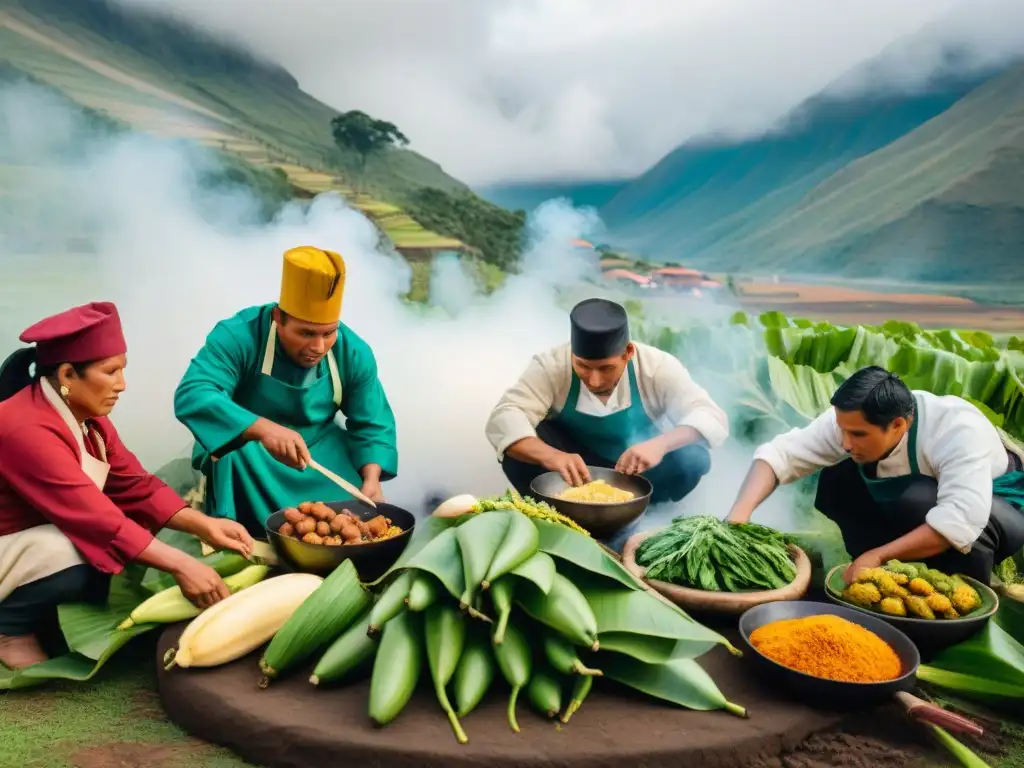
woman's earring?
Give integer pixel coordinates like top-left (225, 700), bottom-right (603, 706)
top-left (60, 385), bottom-right (70, 400)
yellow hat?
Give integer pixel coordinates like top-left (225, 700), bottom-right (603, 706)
top-left (278, 246), bottom-right (346, 324)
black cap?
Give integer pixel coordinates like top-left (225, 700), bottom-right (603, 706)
top-left (570, 298), bottom-right (629, 360)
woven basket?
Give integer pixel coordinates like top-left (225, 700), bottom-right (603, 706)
top-left (621, 528), bottom-right (812, 615)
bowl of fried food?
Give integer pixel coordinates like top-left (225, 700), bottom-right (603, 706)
top-left (266, 500), bottom-right (414, 580)
top-left (530, 466), bottom-right (652, 539)
top-left (825, 559), bottom-right (999, 653)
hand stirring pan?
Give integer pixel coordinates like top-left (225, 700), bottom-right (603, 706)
top-left (306, 458), bottom-right (378, 508)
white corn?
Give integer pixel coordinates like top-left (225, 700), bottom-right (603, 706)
top-left (170, 573), bottom-right (324, 669)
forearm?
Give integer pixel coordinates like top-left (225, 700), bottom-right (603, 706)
top-left (133, 536), bottom-right (196, 575)
top-left (241, 417), bottom-right (271, 442)
top-left (505, 436), bottom-right (557, 467)
top-left (874, 524), bottom-right (952, 562)
top-left (164, 506), bottom-right (213, 538)
top-left (727, 460), bottom-right (780, 522)
top-left (653, 426), bottom-right (703, 453)
top-left (360, 463), bottom-right (382, 483)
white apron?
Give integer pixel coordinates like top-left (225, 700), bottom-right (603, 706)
top-left (0, 379), bottom-right (109, 603)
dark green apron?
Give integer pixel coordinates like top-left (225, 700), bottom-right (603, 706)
top-left (203, 321), bottom-right (368, 535)
top-left (551, 361), bottom-right (681, 491)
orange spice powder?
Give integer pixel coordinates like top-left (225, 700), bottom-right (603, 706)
top-left (750, 614), bottom-right (902, 683)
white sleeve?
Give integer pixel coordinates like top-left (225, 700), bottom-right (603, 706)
top-left (752, 409), bottom-right (848, 484)
top-left (924, 411), bottom-right (996, 553)
top-left (484, 355), bottom-right (559, 459)
top-left (654, 355), bottom-right (730, 449)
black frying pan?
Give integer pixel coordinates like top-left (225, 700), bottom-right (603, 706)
top-left (738, 601), bottom-right (983, 735)
top-left (265, 501), bottom-right (415, 582)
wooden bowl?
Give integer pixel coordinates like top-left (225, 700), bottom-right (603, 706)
top-left (621, 528), bottom-right (812, 615)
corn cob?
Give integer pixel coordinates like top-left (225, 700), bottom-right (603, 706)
top-left (482, 511), bottom-right (538, 590)
top-left (425, 603), bottom-right (468, 744)
top-left (259, 560), bottom-right (370, 685)
top-left (119, 564), bottom-right (269, 630)
top-left (310, 607), bottom-right (376, 686)
top-left (369, 609), bottom-right (423, 726)
top-left (516, 572), bottom-right (599, 650)
top-left (526, 668), bottom-right (563, 719)
top-left (543, 632), bottom-right (602, 677)
top-left (473, 494), bottom-right (589, 536)
top-left (493, 620), bottom-right (532, 733)
top-left (453, 627), bottom-right (495, 718)
top-left (368, 571), bottom-right (413, 636)
top-left (167, 573), bottom-right (323, 670)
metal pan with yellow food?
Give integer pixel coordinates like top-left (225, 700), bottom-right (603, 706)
top-left (824, 561), bottom-right (998, 654)
top-left (265, 500), bottom-right (414, 581)
top-left (530, 466), bottom-right (652, 539)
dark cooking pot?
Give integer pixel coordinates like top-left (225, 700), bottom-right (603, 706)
top-left (265, 501), bottom-right (415, 581)
top-left (738, 600), bottom-right (919, 708)
top-left (530, 466), bottom-right (652, 539)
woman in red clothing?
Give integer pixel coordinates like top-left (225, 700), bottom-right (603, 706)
top-left (0, 301), bottom-right (255, 669)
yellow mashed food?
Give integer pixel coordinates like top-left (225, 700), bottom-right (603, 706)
top-left (558, 479), bottom-right (635, 503)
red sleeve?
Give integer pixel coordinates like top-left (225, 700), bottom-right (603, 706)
top-left (95, 420), bottom-right (187, 532)
top-left (0, 423), bottom-right (156, 574)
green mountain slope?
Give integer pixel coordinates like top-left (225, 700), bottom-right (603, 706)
top-left (0, 0), bottom-right (527, 266)
top-left (1, 0), bottom-right (465, 197)
top-left (717, 62), bottom-right (1024, 281)
top-left (601, 70), bottom-right (995, 263)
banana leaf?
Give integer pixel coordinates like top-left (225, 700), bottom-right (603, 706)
top-left (401, 527), bottom-right (465, 602)
top-left (917, 620), bottom-right (1024, 707)
top-left (368, 515), bottom-right (458, 587)
top-left (533, 519), bottom-right (643, 591)
top-left (508, 551), bottom-right (556, 595)
top-left (597, 631), bottom-right (680, 664)
top-left (0, 530), bottom-right (230, 690)
top-left (598, 652), bottom-right (746, 717)
top-left (582, 587), bottom-right (734, 657)
top-left (994, 596), bottom-right (1024, 643)
top-left (1, 576), bottom-right (158, 691)
top-left (765, 357), bottom-right (841, 420)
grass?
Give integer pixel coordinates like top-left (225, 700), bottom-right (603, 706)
top-left (0, 638), bottom-right (248, 768)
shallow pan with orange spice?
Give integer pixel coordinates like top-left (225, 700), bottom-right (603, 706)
top-left (738, 601), bottom-right (987, 734)
top-left (265, 500), bottom-right (414, 581)
top-left (739, 600), bottom-right (919, 708)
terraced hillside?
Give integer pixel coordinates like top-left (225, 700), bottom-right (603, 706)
top-left (0, 0), bottom-right (491, 255)
top-left (603, 42), bottom-right (1024, 284)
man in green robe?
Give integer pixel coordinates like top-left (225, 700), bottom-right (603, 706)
top-left (173, 246), bottom-right (398, 536)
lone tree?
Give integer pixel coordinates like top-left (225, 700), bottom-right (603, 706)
top-left (330, 110), bottom-right (409, 195)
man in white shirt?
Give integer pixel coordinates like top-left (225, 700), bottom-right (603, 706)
top-left (727, 366), bottom-right (1024, 584)
top-left (485, 298), bottom-right (729, 544)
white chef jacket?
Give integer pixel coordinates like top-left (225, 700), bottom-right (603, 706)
top-left (485, 341), bottom-right (729, 459)
top-left (754, 390), bottom-right (1022, 552)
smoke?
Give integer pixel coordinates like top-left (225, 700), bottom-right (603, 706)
top-left (0, 81), bottom-right (591, 507)
top-left (1, 80), bottom-right (810, 530)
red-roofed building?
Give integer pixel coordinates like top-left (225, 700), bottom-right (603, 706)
top-left (603, 269), bottom-right (654, 288)
top-left (651, 265), bottom-right (720, 291)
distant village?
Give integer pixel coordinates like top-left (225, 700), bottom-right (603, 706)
top-left (572, 239), bottom-right (728, 298)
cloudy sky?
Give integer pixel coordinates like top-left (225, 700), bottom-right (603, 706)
top-left (119, 0), bottom-right (1024, 184)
